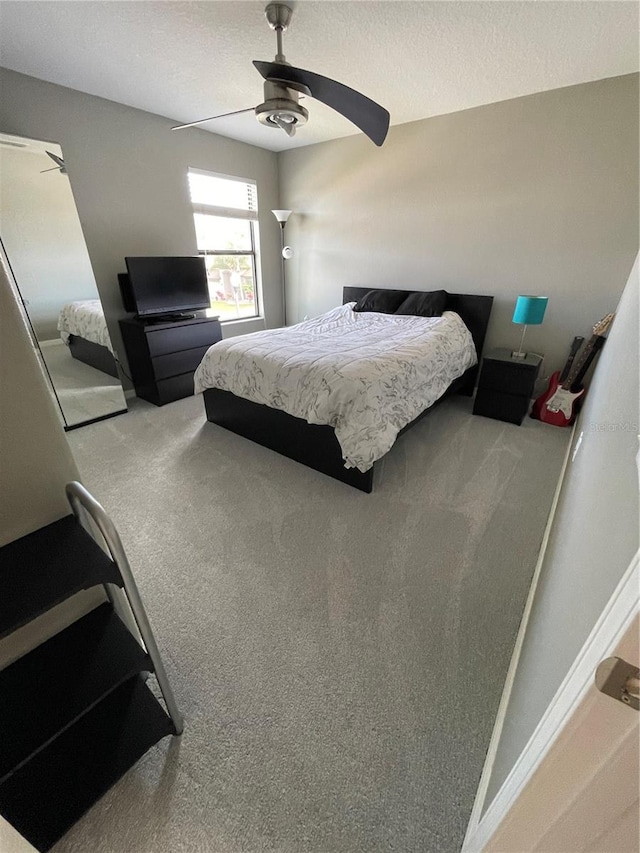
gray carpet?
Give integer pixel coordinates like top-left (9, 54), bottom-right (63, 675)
top-left (60, 392), bottom-right (569, 853)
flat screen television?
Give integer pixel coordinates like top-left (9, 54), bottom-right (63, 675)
top-left (124, 256), bottom-right (210, 319)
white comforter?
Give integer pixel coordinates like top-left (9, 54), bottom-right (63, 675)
top-left (194, 304), bottom-right (477, 472)
top-left (58, 299), bottom-right (114, 354)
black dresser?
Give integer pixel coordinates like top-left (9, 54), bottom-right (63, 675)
top-left (473, 348), bottom-right (543, 425)
top-left (119, 313), bottom-right (222, 406)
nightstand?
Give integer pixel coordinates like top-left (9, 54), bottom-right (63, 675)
top-left (473, 348), bottom-right (542, 425)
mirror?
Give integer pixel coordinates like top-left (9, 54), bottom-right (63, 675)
top-left (0, 132), bottom-right (127, 430)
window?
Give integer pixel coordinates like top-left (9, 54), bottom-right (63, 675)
top-left (188, 168), bottom-right (260, 321)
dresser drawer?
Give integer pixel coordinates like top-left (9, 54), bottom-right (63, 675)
top-left (479, 359), bottom-right (538, 397)
top-left (473, 388), bottom-right (531, 425)
top-left (155, 373), bottom-right (196, 405)
top-left (119, 314), bottom-right (222, 407)
top-left (151, 345), bottom-right (212, 381)
top-left (146, 320), bottom-right (222, 357)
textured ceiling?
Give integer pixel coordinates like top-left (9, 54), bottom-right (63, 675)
top-left (0, 1), bottom-right (638, 152)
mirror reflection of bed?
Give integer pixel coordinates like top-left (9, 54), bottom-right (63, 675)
top-left (39, 310), bottom-right (126, 426)
top-left (0, 132), bottom-right (127, 430)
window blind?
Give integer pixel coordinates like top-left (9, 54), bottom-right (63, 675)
top-left (188, 168), bottom-right (258, 221)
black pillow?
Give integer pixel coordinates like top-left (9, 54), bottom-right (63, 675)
top-left (395, 290), bottom-right (448, 318)
top-left (352, 289), bottom-right (408, 314)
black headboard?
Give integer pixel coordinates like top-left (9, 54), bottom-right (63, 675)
top-left (342, 287), bottom-right (493, 364)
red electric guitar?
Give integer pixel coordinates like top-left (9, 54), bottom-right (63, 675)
top-left (530, 314), bottom-right (614, 427)
top-left (530, 335), bottom-right (583, 421)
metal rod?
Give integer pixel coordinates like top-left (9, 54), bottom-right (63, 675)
top-left (513, 325), bottom-right (528, 359)
top-left (519, 325), bottom-right (527, 355)
top-left (276, 27), bottom-right (285, 62)
top-left (65, 481), bottom-right (184, 735)
top-left (280, 224), bottom-right (287, 326)
top-left (171, 106), bottom-right (255, 131)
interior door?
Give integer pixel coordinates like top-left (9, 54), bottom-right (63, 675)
top-left (482, 612), bottom-right (639, 852)
top-left (463, 553), bottom-right (639, 853)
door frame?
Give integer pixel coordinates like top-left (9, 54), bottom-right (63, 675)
top-left (462, 549), bottom-right (639, 852)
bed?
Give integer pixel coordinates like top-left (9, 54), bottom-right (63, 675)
top-left (196, 288), bottom-right (493, 492)
top-left (57, 299), bottom-right (119, 378)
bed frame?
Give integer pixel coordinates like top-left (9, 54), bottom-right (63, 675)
top-left (68, 334), bottom-right (119, 379)
top-left (203, 289), bottom-right (493, 492)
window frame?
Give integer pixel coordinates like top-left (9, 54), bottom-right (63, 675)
top-left (188, 167), bottom-right (261, 322)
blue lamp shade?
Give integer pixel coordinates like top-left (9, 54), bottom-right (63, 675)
top-left (512, 295), bottom-right (548, 326)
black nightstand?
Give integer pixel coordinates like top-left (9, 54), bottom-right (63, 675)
top-left (473, 348), bottom-right (543, 425)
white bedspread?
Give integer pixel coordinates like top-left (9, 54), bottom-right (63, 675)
top-left (58, 300), bottom-right (114, 354)
top-left (194, 304), bottom-right (477, 472)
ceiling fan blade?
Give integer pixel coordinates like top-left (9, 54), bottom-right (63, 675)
top-left (45, 151), bottom-right (65, 168)
top-left (253, 61), bottom-right (389, 146)
top-left (171, 107), bottom-right (256, 131)
top-left (273, 116), bottom-right (296, 137)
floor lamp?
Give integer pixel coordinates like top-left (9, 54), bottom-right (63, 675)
top-left (272, 209), bottom-right (292, 325)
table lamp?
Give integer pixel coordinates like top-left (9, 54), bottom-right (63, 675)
top-left (512, 295), bottom-right (548, 359)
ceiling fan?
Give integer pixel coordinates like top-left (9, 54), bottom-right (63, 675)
top-left (172, 3), bottom-right (390, 146)
top-left (40, 151), bottom-right (67, 174)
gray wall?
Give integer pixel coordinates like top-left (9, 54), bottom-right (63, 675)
top-left (484, 252), bottom-right (639, 807)
top-left (278, 74), bottom-right (639, 381)
top-left (3, 69), bottom-right (636, 385)
top-left (0, 258), bottom-right (104, 670)
top-left (0, 260), bottom-right (79, 544)
top-left (0, 67), bottom-right (282, 377)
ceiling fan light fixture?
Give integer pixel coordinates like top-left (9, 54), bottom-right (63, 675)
top-left (255, 98), bottom-right (308, 130)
